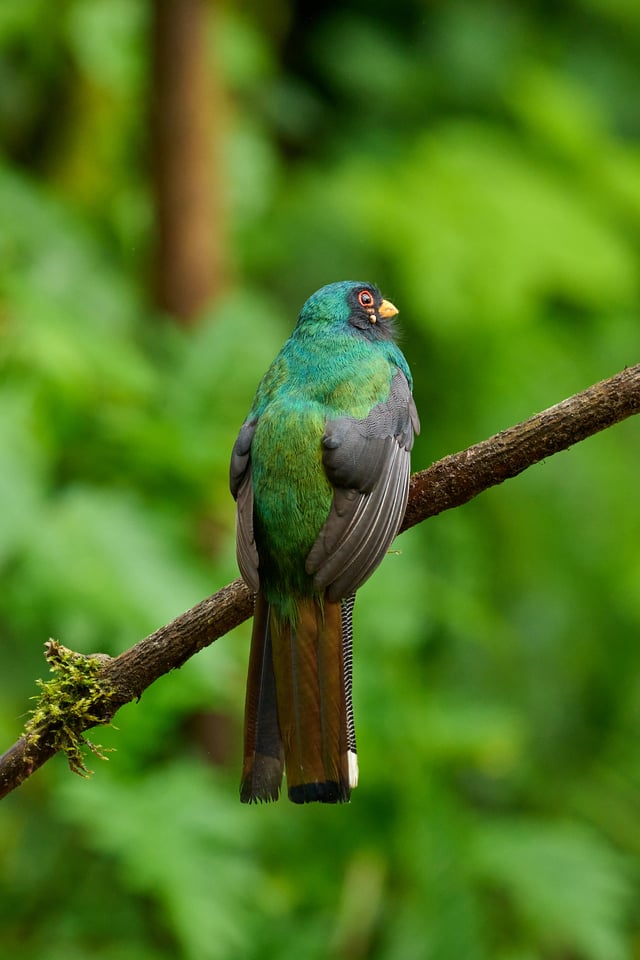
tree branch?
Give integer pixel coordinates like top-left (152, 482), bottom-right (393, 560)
top-left (402, 362), bottom-right (640, 531)
top-left (1, 363), bottom-right (639, 799)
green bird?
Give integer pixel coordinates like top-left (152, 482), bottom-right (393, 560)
top-left (230, 281), bottom-right (420, 803)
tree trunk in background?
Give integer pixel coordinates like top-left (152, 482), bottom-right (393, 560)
top-left (150, 0), bottom-right (225, 323)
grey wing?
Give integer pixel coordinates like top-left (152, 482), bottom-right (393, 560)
top-left (230, 418), bottom-right (260, 592)
top-left (305, 370), bottom-right (420, 602)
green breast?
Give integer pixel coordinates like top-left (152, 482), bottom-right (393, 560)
top-left (251, 398), bottom-right (331, 610)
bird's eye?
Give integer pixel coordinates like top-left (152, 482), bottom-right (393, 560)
top-left (358, 290), bottom-right (374, 308)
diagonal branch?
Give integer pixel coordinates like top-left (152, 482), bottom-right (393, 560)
top-left (1, 363), bottom-right (639, 799)
top-left (402, 362), bottom-right (640, 530)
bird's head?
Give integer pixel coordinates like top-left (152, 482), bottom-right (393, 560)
top-left (296, 281), bottom-right (399, 342)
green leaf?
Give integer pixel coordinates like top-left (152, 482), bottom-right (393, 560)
top-left (19, 486), bottom-right (211, 650)
top-left (56, 762), bottom-right (263, 960)
top-left (472, 818), bottom-right (633, 960)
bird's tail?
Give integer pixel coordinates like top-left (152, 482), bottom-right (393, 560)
top-left (240, 593), bottom-right (358, 803)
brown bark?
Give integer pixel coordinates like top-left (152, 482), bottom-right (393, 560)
top-left (151, 0), bottom-right (225, 321)
top-left (401, 363), bottom-right (640, 531)
top-left (1, 363), bottom-right (639, 799)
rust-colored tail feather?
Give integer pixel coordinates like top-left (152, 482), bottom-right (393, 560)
top-left (273, 597), bottom-right (349, 803)
top-left (241, 593), bottom-right (354, 803)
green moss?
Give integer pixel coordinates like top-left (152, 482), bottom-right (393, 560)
top-left (24, 640), bottom-right (116, 777)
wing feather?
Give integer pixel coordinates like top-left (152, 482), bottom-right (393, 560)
top-left (230, 418), bottom-right (260, 591)
top-left (306, 370), bottom-right (419, 600)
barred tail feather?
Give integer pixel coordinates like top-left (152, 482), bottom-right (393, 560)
top-left (341, 594), bottom-right (359, 789)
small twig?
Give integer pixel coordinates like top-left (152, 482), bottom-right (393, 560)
top-left (1, 363), bottom-right (638, 799)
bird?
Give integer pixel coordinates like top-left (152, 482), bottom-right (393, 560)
top-left (230, 280), bottom-right (420, 803)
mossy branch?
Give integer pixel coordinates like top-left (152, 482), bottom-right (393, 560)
top-left (1, 362), bottom-right (639, 800)
top-left (24, 641), bottom-right (116, 776)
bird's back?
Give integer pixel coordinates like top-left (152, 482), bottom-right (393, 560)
top-left (249, 330), bottom-right (399, 611)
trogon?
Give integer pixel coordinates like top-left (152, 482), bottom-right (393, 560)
top-left (230, 281), bottom-right (420, 803)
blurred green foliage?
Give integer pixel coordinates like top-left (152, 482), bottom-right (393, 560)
top-left (1, 1), bottom-right (640, 958)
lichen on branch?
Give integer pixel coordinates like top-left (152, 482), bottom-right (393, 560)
top-left (24, 640), bottom-right (116, 777)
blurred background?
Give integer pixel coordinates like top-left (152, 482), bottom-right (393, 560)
top-left (1, 0), bottom-right (640, 957)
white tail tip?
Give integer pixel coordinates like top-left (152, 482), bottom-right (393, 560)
top-left (348, 750), bottom-right (359, 788)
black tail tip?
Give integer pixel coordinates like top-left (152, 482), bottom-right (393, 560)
top-left (240, 778), bottom-right (281, 804)
top-left (288, 781), bottom-right (350, 804)
top-left (240, 784), bottom-right (280, 803)
top-left (240, 754), bottom-right (284, 803)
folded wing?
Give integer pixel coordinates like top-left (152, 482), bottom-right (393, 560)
top-left (230, 417), bottom-right (260, 592)
top-left (306, 370), bottom-right (420, 601)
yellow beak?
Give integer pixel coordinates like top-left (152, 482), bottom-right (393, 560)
top-left (378, 298), bottom-right (399, 319)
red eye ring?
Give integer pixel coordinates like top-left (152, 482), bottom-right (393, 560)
top-left (358, 289), bottom-right (374, 308)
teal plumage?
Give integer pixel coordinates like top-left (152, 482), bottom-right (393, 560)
top-left (230, 281), bottom-right (419, 803)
